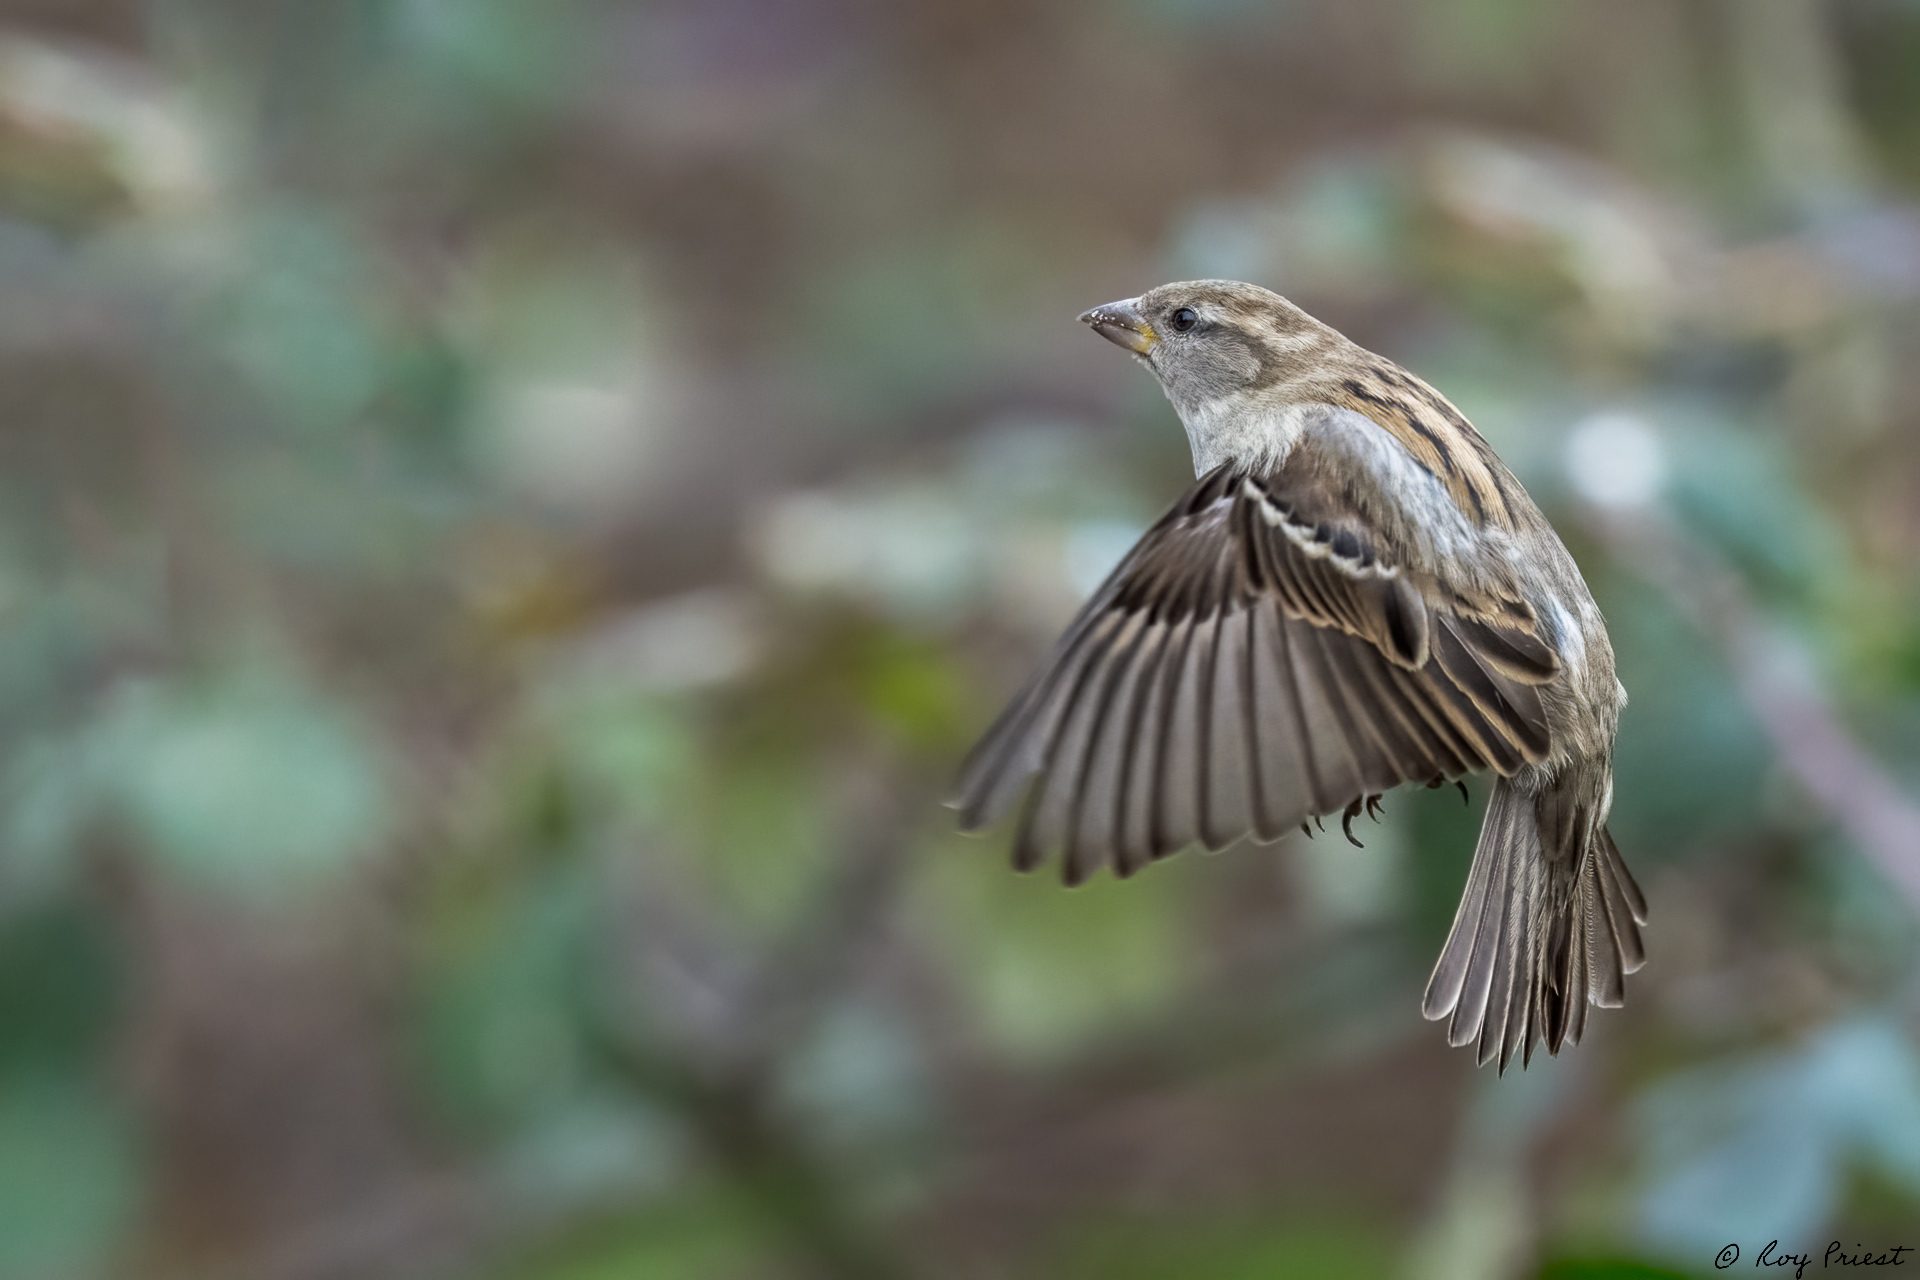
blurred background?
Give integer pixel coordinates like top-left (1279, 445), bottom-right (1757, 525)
top-left (3, 2), bottom-right (1920, 1277)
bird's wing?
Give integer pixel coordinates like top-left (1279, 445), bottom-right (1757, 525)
top-left (952, 438), bottom-right (1560, 885)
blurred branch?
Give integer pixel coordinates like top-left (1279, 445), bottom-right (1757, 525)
top-left (1588, 503), bottom-right (1920, 912)
top-left (579, 760), bottom-right (931, 1280)
top-left (585, 1040), bottom-right (910, 1280)
top-left (733, 760), bottom-right (925, 1068)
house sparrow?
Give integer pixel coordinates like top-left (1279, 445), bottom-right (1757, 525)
top-left (952, 280), bottom-right (1646, 1072)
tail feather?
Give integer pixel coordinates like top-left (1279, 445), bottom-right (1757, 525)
top-left (1422, 776), bottom-right (1646, 1072)
top-left (1595, 828), bottom-right (1649, 972)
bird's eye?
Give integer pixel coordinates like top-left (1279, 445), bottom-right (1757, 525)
top-left (1169, 307), bottom-right (1199, 333)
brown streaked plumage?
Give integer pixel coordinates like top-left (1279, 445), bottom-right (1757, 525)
top-left (952, 280), bottom-right (1646, 1072)
top-left (1319, 368), bottom-right (1522, 532)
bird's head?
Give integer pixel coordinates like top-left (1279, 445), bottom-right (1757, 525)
top-left (1079, 280), bottom-right (1337, 428)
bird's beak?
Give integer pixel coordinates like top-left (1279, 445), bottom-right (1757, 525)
top-left (1078, 298), bottom-right (1157, 356)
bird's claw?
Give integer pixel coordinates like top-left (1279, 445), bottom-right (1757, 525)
top-left (1340, 798), bottom-right (1365, 848)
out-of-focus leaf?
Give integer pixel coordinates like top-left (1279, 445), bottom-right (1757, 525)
top-left (416, 870), bottom-right (594, 1134)
top-left (0, 559), bottom-right (165, 724)
top-left (915, 833), bottom-right (1195, 1055)
top-left (1666, 420), bottom-right (1847, 601)
top-left (774, 1001), bottom-right (930, 1153)
top-left (0, 1071), bottom-right (140, 1279)
top-left (755, 484), bottom-right (987, 623)
top-left (495, 1090), bottom-right (686, 1211)
top-left (855, 632), bottom-right (969, 754)
top-left (1811, 834), bottom-right (1918, 979)
top-left (98, 669), bottom-right (393, 899)
top-left (674, 745), bottom-right (833, 932)
top-left (1636, 1018), bottom-right (1920, 1261)
top-left (541, 688), bottom-right (700, 836)
top-left (1639, 1094), bottom-right (1833, 1264)
top-left (396, 0), bottom-right (587, 109)
top-left (0, 902), bottom-right (122, 1073)
top-left (459, 237), bottom-right (668, 520)
top-left (1604, 576), bottom-right (1770, 856)
top-left (197, 208), bottom-right (390, 432)
top-left (2, 736), bottom-right (105, 895)
top-left (1806, 1019), bottom-right (1920, 1192)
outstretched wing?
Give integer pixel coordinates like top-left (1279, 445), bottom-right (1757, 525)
top-left (952, 439), bottom-right (1560, 885)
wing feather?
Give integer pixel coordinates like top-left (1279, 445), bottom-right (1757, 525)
top-left (1248, 601), bottom-right (1313, 838)
top-left (954, 452), bottom-right (1560, 879)
top-left (1153, 615), bottom-right (1207, 858)
top-left (1066, 617), bottom-right (1156, 884)
top-left (1112, 622), bottom-right (1173, 877)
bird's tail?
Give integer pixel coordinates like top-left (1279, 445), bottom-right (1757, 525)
top-left (1420, 774), bottom-right (1647, 1072)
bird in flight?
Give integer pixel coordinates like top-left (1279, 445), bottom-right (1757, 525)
top-left (952, 280), bottom-right (1646, 1072)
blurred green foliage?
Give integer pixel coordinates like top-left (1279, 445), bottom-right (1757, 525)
top-left (2, 2), bottom-right (1920, 1278)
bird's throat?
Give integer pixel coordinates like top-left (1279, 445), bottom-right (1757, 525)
top-left (1175, 396), bottom-right (1314, 477)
